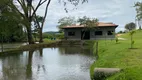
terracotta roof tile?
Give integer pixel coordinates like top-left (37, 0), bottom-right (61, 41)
top-left (62, 22), bottom-right (118, 29)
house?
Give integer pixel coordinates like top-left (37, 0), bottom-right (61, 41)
top-left (62, 22), bottom-right (118, 40)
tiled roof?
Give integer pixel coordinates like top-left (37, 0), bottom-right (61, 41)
top-left (62, 22), bottom-right (118, 29)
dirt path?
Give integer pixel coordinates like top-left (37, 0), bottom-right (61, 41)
top-left (117, 34), bottom-right (127, 40)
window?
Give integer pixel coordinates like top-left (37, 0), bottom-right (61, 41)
top-left (95, 31), bottom-right (102, 35)
top-left (107, 31), bottom-right (113, 35)
top-left (68, 32), bottom-right (75, 36)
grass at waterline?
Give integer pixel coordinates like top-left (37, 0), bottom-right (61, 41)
top-left (90, 30), bottom-right (142, 80)
top-left (0, 39), bottom-right (58, 54)
top-left (18, 39), bottom-right (58, 50)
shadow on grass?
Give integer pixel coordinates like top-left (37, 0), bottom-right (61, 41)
top-left (128, 48), bottom-right (139, 49)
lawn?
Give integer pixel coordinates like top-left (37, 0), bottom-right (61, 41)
top-left (90, 30), bottom-right (142, 80)
top-left (43, 38), bottom-right (58, 44)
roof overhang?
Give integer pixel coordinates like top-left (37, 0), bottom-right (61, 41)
top-left (62, 25), bottom-right (118, 29)
top-left (62, 22), bottom-right (118, 29)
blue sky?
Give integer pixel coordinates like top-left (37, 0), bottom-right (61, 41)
top-left (36, 0), bottom-right (140, 32)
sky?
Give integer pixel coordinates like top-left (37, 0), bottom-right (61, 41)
top-left (36, 0), bottom-right (140, 32)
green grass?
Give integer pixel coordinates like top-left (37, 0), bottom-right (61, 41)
top-left (43, 38), bottom-right (58, 43)
top-left (91, 30), bottom-right (142, 80)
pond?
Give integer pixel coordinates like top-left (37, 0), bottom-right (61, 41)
top-left (0, 46), bottom-right (94, 80)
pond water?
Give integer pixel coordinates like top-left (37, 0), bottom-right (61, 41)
top-left (0, 46), bottom-right (94, 80)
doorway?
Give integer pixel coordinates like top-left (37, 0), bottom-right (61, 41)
top-left (81, 31), bottom-right (90, 40)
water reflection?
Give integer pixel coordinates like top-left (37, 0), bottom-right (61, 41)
top-left (39, 48), bottom-right (43, 57)
top-left (0, 52), bottom-right (26, 80)
top-left (26, 50), bottom-right (33, 80)
top-left (0, 47), bottom-right (94, 80)
top-left (58, 46), bottom-right (93, 56)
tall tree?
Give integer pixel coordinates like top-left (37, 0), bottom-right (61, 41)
top-left (125, 22), bottom-right (136, 31)
top-left (6, 0), bottom-right (52, 44)
top-left (57, 17), bottom-right (76, 32)
top-left (137, 18), bottom-right (142, 30)
top-left (9, 0), bottom-right (88, 44)
top-left (135, 2), bottom-right (142, 30)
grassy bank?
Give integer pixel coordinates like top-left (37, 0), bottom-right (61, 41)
top-left (0, 39), bottom-right (58, 54)
top-left (18, 39), bottom-right (58, 51)
top-left (91, 30), bottom-right (142, 80)
top-left (0, 39), bottom-right (89, 54)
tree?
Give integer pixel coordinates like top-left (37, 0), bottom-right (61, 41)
top-left (0, 3), bottom-right (25, 41)
top-left (129, 30), bottom-right (136, 49)
top-left (9, 0), bottom-right (88, 44)
top-left (78, 16), bottom-right (98, 39)
top-left (78, 16), bottom-right (98, 28)
top-left (33, 0), bottom-right (88, 43)
top-left (33, 15), bottom-right (44, 43)
top-left (0, 0), bottom-right (25, 52)
top-left (32, 29), bottom-right (38, 42)
top-left (135, 2), bottom-right (142, 30)
top-left (4, 0), bottom-right (52, 44)
top-left (118, 31), bottom-right (124, 34)
top-left (138, 20), bottom-right (142, 30)
top-left (57, 17), bottom-right (76, 32)
top-left (1, 0), bottom-right (88, 45)
top-left (137, 18), bottom-right (142, 30)
top-left (125, 22), bottom-right (136, 31)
